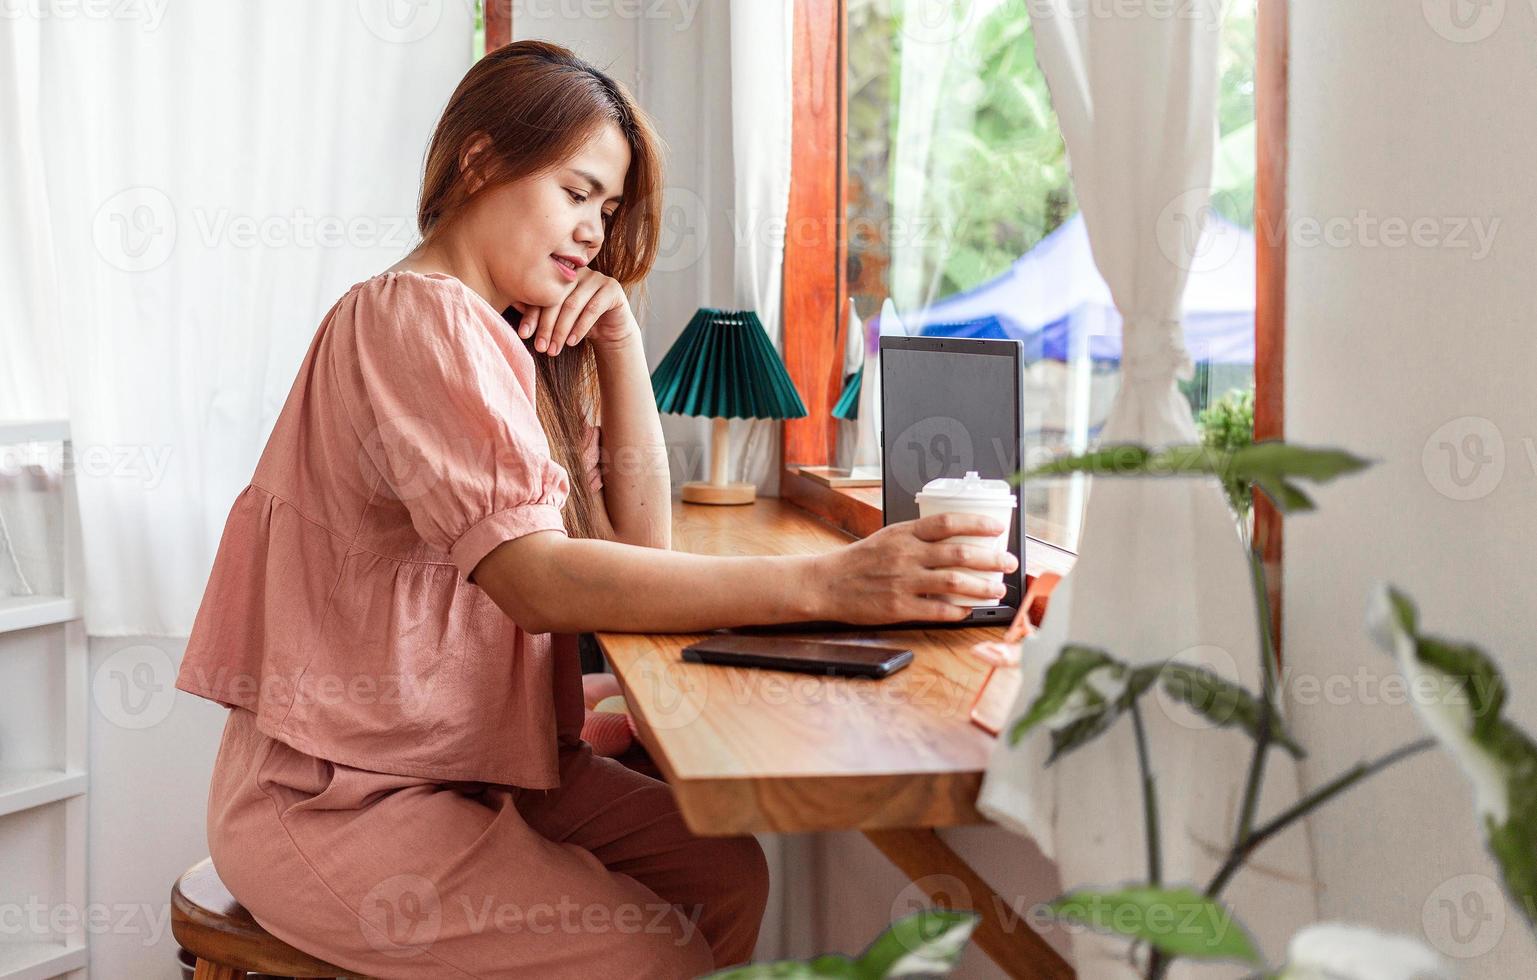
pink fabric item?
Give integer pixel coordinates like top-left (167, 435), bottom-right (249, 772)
top-left (580, 674), bottom-right (636, 757)
top-left (581, 672), bottom-right (623, 708)
top-left (581, 711), bottom-right (635, 758)
top-left (176, 271), bottom-right (603, 789)
top-left (208, 706), bottom-right (769, 977)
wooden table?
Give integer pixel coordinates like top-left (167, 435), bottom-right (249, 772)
top-left (595, 498), bottom-right (1074, 979)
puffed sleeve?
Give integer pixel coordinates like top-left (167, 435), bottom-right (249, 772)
top-left (335, 273), bottom-right (573, 581)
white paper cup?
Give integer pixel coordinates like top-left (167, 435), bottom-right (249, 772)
top-left (914, 471), bottom-right (1017, 606)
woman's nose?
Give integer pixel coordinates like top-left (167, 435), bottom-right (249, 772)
top-left (575, 216), bottom-right (603, 251)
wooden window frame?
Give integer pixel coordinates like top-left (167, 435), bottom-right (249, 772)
top-left (777, 0), bottom-right (1287, 628)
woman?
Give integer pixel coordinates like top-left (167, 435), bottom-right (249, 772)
top-left (175, 41), bottom-right (1015, 979)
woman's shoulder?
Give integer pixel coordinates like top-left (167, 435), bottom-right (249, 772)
top-left (344, 268), bottom-right (473, 307)
top-left (335, 269), bottom-right (507, 338)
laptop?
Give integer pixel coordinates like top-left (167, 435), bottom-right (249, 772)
top-left (742, 334), bottom-right (1026, 633)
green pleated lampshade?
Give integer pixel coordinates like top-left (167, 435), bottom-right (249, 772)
top-left (651, 308), bottom-right (808, 420)
top-left (831, 367), bottom-right (860, 420)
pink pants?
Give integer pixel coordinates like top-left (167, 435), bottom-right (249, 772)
top-left (206, 707), bottom-right (769, 979)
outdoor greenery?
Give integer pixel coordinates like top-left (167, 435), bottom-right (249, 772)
top-left (1198, 387), bottom-right (1258, 512)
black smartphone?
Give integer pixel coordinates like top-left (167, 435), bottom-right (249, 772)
top-left (680, 634), bottom-right (913, 679)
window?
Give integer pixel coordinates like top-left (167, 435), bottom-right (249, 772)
top-left (836, 0), bottom-right (1259, 552)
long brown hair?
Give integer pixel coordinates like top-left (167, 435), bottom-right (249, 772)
top-left (415, 40), bottom-right (665, 539)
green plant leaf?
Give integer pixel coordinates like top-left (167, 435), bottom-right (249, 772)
top-left (855, 909), bottom-right (979, 979)
top-left (1227, 442), bottom-right (1372, 485)
top-left (705, 955), bottom-right (861, 978)
top-left (1248, 475), bottom-right (1316, 514)
top-left (1007, 645), bottom-right (1119, 745)
top-left (1484, 720), bottom-right (1537, 935)
top-left (705, 909), bottom-right (980, 979)
top-left (1048, 886), bottom-right (1262, 964)
top-left (1367, 583), bottom-right (1537, 933)
top-left (1017, 445), bottom-right (1154, 482)
top-left (1046, 663), bottom-right (1165, 765)
top-left (1159, 663), bottom-right (1305, 758)
top-left (1014, 441), bottom-right (1370, 517)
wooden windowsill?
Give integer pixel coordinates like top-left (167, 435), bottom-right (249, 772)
top-left (779, 465), bottom-right (1077, 588)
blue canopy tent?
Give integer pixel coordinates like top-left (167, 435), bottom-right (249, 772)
top-left (874, 211), bottom-right (1254, 363)
top-left (835, 213), bottom-right (1255, 420)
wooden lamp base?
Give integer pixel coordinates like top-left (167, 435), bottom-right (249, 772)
top-left (680, 416), bottom-right (757, 505)
top-left (680, 480), bottom-right (757, 505)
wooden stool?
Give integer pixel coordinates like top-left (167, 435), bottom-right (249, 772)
top-left (171, 858), bottom-right (364, 979)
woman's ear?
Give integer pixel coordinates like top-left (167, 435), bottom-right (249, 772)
top-left (459, 133), bottom-right (495, 195)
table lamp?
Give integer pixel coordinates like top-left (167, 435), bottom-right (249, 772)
top-left (651, 307), bottom-right (807, 505)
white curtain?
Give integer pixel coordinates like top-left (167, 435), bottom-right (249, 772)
top-left (726, 0), bottom-right (795, 498)
top-left (976, 3), bottom-right (1317, 976)
top-left (0, 1), bottom-right (473, 635)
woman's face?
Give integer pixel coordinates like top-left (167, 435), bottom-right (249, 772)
top-left (464, 122), bottom-right (631, 313)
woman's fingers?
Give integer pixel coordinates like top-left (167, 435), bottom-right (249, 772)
top-left (909, 512), bottom-right (1006, 542)
top-left (914, 568), bottom-right (1007, 602)
top-left (516, 305), bottom-right (539, 341)
top-left (922, 541), bottom-right (1018, 573)
top-left (542, 277), bottom-right (601, 354)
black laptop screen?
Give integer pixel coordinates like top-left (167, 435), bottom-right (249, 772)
top-left (879, 337), bottom-right (1024, 526)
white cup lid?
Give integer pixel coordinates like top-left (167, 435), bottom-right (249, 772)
top-left (914, 470), bottom-right (1017, 505)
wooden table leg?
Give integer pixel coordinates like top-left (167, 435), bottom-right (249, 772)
top-left (863, 828), bottom-right (1075, 980)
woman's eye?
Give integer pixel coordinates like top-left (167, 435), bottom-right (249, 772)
top-left (568, 190), bottom-right (587, 205)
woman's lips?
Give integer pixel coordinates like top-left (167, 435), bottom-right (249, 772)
top-left (552, 255), bottom-right (579, 281)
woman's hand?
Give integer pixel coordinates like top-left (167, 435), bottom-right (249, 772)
top-left (810, 513), bottom-right (1019, 625)
top-left (512, 267), bottom-right (638, 355)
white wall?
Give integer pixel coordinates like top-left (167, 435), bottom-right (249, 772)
top-left (89, 636), bottom-right (226, 979)
top-left (1285, 2), bottom-right (1537, 975)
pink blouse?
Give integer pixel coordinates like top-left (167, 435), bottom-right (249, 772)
top-left (176, 271), bottom-right (601, 789)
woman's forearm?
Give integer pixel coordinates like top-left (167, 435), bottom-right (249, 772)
top-left (471, 531), bottom-right (822, 634)
top-left (591, 328), bottom-right (671, 548)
